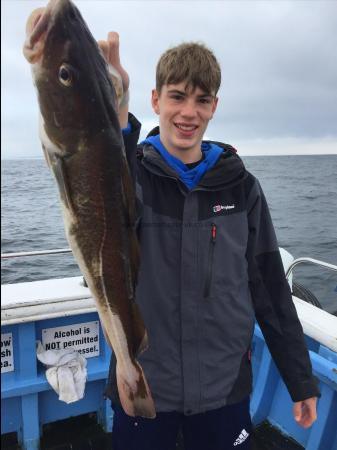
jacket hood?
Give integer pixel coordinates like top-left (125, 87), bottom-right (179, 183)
top-left (138, 126), bottom-right (247, 191)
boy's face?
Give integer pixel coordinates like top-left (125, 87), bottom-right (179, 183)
top-left (151, 82), bottom-right (218, 161)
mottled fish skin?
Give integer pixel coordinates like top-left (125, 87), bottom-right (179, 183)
top-left (23, 0), bottom-right (155, 419)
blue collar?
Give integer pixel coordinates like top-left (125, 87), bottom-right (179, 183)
top-left (141, 135), bottom-right (223, 190)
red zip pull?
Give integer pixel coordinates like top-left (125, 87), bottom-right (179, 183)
top-left (211, 223), bottom-right (217, 242)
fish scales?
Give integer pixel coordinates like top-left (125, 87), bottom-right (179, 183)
top-left (23, 0), bottom-right (156, 418)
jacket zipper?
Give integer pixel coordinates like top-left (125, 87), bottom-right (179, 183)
top-left (204, 223), bottom-right (217, 298)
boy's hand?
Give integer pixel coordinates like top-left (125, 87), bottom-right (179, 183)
top-left (98, 32), bottom-right (129, 128)
top-left (293, 397), bottom-right (317, 428)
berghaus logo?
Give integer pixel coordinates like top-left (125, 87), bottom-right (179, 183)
top-left (213, 204), bottom-right (235, 213)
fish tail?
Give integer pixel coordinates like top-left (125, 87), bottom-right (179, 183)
top-left (117, 360), bottom-right (156, 419)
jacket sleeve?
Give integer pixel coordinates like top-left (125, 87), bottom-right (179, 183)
top-left (246, 178), bottom-right (320, 402)
top-left (123, 113), bottom-right (141, 181)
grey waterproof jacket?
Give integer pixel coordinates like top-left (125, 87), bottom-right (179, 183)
top-left (106, 114), bottom-right (320, 415)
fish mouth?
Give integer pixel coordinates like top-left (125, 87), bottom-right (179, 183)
top-left (23, 0), bottom-right (69, 63)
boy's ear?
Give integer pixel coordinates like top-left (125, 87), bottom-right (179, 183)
top-left (151, 89), bottom-right (160, 115)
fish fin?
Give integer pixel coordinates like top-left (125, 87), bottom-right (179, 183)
top-left (117, 360), bottom-right (156, 419)
top-left (123, 233), bottom-right (140, 306)
top-left (52, 155), bottom-right (76, 220)
top-left (119, 160), bottom-right (146, 356)
top-left (131, 302), bottom-right (148, 356)
top-left (42, 144), bottom-right (51, 168)
top-left (120, 158), bottom-right (140, 293)
top-left (121, 158), bottom-right (137, 226)
top-left (129, 232), bottom-right (140, 293)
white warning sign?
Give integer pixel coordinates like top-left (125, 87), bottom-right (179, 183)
top-left (1, 333), bottom-right (14, 373)
top-left (42, 321), bottom-right (100, 358)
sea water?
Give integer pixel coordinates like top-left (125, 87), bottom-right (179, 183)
top-left (1, 155), bottom-right (337, 313)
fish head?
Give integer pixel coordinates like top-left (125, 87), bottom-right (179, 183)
top-left (23, 0), bottom-right (120, 158)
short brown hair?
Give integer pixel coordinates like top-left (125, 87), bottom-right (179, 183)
top-left (156, 42), bottom-right (221, 95)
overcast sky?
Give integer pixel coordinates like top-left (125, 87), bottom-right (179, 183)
top-left (2, 0), bottom-right (337, 158)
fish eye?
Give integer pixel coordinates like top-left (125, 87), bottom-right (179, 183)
top-left (58, 64), bottom-right (73, 87)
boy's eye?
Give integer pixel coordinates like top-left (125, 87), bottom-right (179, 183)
top-left (198, 98), bottom-right (212, 104)
top-left (170, 94), bottom-right (184, 101)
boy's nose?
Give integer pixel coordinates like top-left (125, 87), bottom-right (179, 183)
top-left (180, 100), bottom-right (197, 118)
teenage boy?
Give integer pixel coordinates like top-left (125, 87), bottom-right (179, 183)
top-left (99, 33), bottom-right (319, 450)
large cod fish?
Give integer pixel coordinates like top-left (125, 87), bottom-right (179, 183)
top-left (23, 0), bottom-right (155, 418)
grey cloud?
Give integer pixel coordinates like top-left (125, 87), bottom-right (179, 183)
top-left (2, 0), bottom-right (337, 158)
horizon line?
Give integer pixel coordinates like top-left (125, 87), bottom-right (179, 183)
top-left (2, 153), bottom-right (337, 161)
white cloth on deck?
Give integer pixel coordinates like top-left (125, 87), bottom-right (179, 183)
top-left (36, 341), bottom-right (87, 404)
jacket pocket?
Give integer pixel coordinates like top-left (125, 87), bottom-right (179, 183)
top-left (204, 223), bottom-right (217, 298)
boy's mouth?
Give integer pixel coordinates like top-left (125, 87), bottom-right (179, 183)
top-left (174, 123), bottom-right (199, 136)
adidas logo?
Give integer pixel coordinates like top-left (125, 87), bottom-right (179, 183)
top-left (233, 428), bottom-right (249, 446)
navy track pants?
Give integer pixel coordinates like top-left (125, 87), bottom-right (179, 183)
top-left (111, 397), bottom-right (252, 450)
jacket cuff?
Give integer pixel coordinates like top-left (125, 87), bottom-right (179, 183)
top-left (123, 113), bottom-right (141, 180)
top-left (128, 113), bottom-right (141, 133)
top-left (122, 122), bottom-right (132, 135)
top-left (122, 113), bottom-right (141, 144)
top-left (287, 376), bottom-right (321, 402)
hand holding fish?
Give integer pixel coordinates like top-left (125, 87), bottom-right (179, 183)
top-left (98, 32), bottom-right (130, 128)
top-left (98, 32), bottom-right (129, 93)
